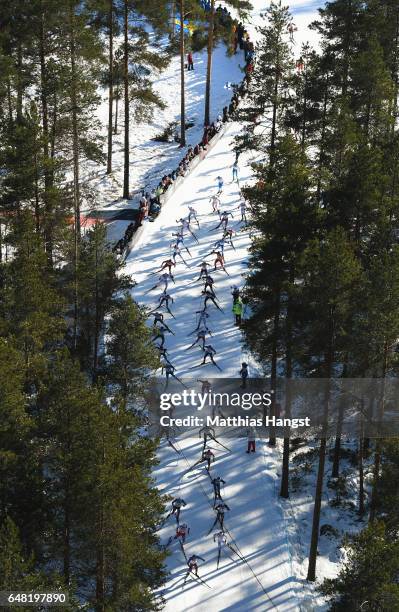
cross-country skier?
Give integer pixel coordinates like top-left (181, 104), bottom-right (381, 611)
top-left (188, 205), bottom-right (200, 228)
top-left (211, 476), bottom-right (226, 501)
top-left (164, 363), bottom-right (185, 388)
top-left (198, 379), bottom-right (212, 394)
top-left (215, 175), bottom-right (224, 194)
top-left (199, 425), bottom-right (216, 449)
top-left (202, 290), bottom-right (223, 312)
top-left (158, 348), bottom-right (174, 372)
top-left (172, 231), bottom-right (192, 256)
top-left (171, 497), bottom-right (187, 523)
top-left (203, 274), bottom-right (216, 295)
top-left (213, 210), bottom-right (234, 231)
top-left (213, 531), bottom-right (235, 568)
top-left (174, 522), bottom-right (190, 544)
top-left (157, 259), bottom-right (176, 274)
top-left (151, 325), bottom-right (171, 349)
top-left (190, 310), bottom-right (211, 334)
top-left (152, 312), bottom-right (174, 334)
top-left (159, 272), bottom-right (173, 288)
top-left (176, 217), bottom-right (198, 242)
top-left (201, 345), bottom-right (221, 370)
top-left (146, 272), bottom-right (174, 294)
top-left (214, 502), bottom-right (230, 530)
top-left (240, 362), bottom-right (249, 389)
top-left (211, 238), bottom-right (225, 257)
top-left (223, 228), bottom-right (236, 249)
top-left (195, 261), bottom-right (212, 281)
top-left (202, 448), bottom-right (215, 470)
top-left (152, 291), bottom-right (174, 316)
top-left (171, 243), bottom-right (189, 266)
top-left (214, 530), bottom-right (227, 552)
top-left (213, 251), bottom-right (227, 274)
top-left (238, 197), bottom-right (248, 222)
top-left (210, 194), bottom-right (220, 213)
top-left (232, 161), bottom-right (239, 183)
top-left (186, 555), bottom-right (205, 577)
top-left (186, 328), bottom-right (210, 351)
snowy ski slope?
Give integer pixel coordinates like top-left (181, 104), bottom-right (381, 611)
top-left (125, 2), bottom-right (322, 609)
top-left (126, 117), bottom-right (300, 612)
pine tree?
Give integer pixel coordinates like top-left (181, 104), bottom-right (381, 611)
top-left (237, 1), bottom-right (295, 162)
top-left (105, 294), bottom-right (159, 408)
top-left (298, 229), bottom-right (363, 581)
top-left (74, 221), bottom-right (132, 376)
top-left (320, 522), bottom-right (399, 611)
top-left (118, 0), bottom-right (169, 199)
top-left (243, 135), bottom-right (320, 454)
top-left (0, 516), bottom-right (72, 609)
top-left (0, 214), bottom-right (66, 374)
top-left (204, 0), bottom-right (251, 125)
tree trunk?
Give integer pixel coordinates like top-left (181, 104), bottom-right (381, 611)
top-left (69, 0), bottom-right (81, 350)
top-left (106, 0), bottom-right (114, 174)
top-left (269, 288), bottom-right (281, 446)
top-left (114, 92), bottom-right (119, 135)
top-left (204, 0), bottom-right (215, 126)
top-left (307, 436), bottom-right (327, 582)
top-left (179, 0), bottom-right (186, 146)
top-left (358, 400), bottom-right (365, 516)
top-left (96, 433), bottom-right (106, 611)
top-left (63, 491), bottom-right (71, 584)
top-left (280, 273), bottom-right (293, 498)
top-left (34, 151), bottom-right (40, 232)
top-left (16, 42), bottom-right (23, 123)
top-left (316, 76), bottom-right (329, 202)
top-left (96, 519), bottom-right (105, 611)
top-left (307, 315), bottom-right (334, 582)
top-left (6, 78), bottom-right (13, 124)
top-left (369, 348), bottom-right (388, 522)
top-left (93, 234), bottom-right (100, 377)
top-left (301, 65), bottom-right (308, 152)
top-left (171, 0), bottom-right (176, 40)
top-left (123, 0), bottom-right (130, 199)
top-left (331, 362), bottom-right (348, 478)
top-left (39, 0), bottom-right (54, 261)
top-left (269, 45), bottom-right (280, 166)
top-left (390, 8), bottom-right (399, 133)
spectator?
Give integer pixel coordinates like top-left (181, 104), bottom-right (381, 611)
top-left (246, 425), bottom-right (256, 452)
top-left (187, 51), bottom-right (194, 71)
top-left (232, 297), bottom-right (243, 325)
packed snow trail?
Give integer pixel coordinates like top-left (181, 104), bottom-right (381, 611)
top-left (124, 2), bottom-right (323, 609)
top-left (126, 121), bottom-right (254, 378)
top-left (125, 121), bottom-right (300, 610)
top-left (155, 437), bottom-right (298, 611)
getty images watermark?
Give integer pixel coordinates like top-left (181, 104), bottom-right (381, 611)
top-left (157, 388), bottom-right (310, 430)
top-left (146, 378), bottom-right (399, 438)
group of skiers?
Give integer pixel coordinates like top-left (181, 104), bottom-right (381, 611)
top-left (145, 161), bottom-right (252, 384)
top-left (185, 170), bottom-right (251, 372)
top-left (163, 424), bottom-right (248, 584)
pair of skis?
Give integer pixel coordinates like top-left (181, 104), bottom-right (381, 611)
top-left (187, 359), bottom-right (223, 372)
top-left (206, 434), bottom-right (231, 453)
top-left (183, 569), bottom-right (211, 589)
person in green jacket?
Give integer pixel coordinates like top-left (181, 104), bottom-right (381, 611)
top-left (232, 298), bottom-right (243, 325)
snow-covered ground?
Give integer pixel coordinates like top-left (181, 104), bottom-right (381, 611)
top-left (121, 2), bottom-right (359, 610)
